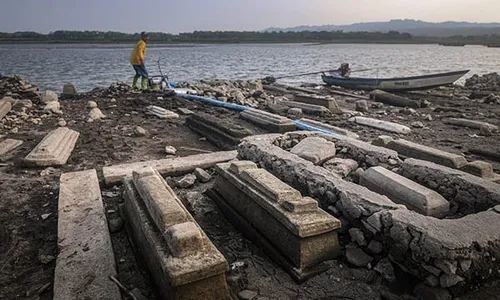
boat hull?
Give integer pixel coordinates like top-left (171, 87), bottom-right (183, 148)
top-left (322, 70), bottom-right (469, 92)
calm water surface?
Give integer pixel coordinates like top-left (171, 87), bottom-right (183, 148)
top-left (0, 43), bottom-right (499, 92)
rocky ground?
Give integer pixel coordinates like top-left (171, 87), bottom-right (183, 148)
top-left (0, 73), bottom-right (499, 300)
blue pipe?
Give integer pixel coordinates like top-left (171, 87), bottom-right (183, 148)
top-left (176, 93), bottom-right (249, 111)
top-left (293, 120), bottom-right (334, 135)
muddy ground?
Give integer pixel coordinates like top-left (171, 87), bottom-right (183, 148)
top-left (0, 82), bottom-right (499, 300)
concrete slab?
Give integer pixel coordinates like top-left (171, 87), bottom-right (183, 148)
top-left (177, 108), bottom-right (195, 115)
top-left (240, 108), bottom-right (296, 133)
top-left (24, 127), bottom-right (80, 166)
top-left (360, 166), bottom-right (450, 218)
top-left (54, 169), bottom-right (121, 300)
top-left (0, 99), bottom-right (12, 120)
top-left (369, 89), bottom-right (421, 108)
top-left (444, 118), bottom-right (498, 132)
top-left (147, 105), bottom-right (179, 119)
top-left (0, 138), bottom-right (23, 156)
top-left (102, 150), bottom-right (237, 186)
top-left (290, 137), bottom-right (336, 165)
top-left (293, 93), bottom-right (342, 114)
top-left (382, 138), bottom-right (467, 169)
top-left (351, 117), bottom-right (411, 134)
top-left (122, 168), bottom-right (230, 299)
top-left (298, 118), bottom-right (360, 139)
top-left (214, 162), bottom-right (340, 270)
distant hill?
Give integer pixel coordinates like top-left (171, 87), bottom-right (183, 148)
top-left (264, 19), bottom-right (500, 37)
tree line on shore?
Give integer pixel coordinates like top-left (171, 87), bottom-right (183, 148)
top-left (0, 30), bottom-right (499, 44)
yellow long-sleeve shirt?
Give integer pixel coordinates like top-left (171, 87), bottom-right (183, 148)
top-left (130, 40), bottom-right (146, 65)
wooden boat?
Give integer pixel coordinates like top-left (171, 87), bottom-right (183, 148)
top-left (321, 70), bottom-right (469, 92)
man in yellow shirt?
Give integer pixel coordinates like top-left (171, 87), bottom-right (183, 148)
top-left (130, 32), bottom-right (149, 90)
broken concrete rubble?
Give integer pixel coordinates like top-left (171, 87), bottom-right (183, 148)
top-left (0, 138), bottom-right (23, 156)
top-left (147, 105), bottom-right (180, 119)
top-left (123, 168), bottom-right (230, 300)
top-left (293, 93), bottom-right (342, 114)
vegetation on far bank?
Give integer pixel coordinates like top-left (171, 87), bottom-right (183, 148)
top-left (1, 30), bottom-right (500, 45)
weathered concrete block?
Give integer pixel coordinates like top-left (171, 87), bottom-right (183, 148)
top-left (379, 137), bottom-right (467, 169)
top-left (0, 99), bottom-right (12, 120)
top-left (213, 162), bottom-right (341, 276)
top-left (351, 117), bottom-right (412, 134)
top-left (41, 90), bottom-right (58, 103)
top-left (240, 108), bottom-right (296, 133)
top-left (123, 168), bottom-right (230, 300)
top-left (187, 112), bottom-right (252, 149)
top-left (402, 158), bottom-right (500, 214)
top-left (298, 118), bottom-right (359, 139)
top-left (0, 138), bottom-right (23, 156)
top-left (293, 93), bottom-right (342, 114)
top-left (147, 105), bottom-right (180, 119)
top-left (444, 118), bottom-right (498, 132)
top-left (102, 150), bottom-right (237, 186)
top-left (290, 137), bottom-right (336, 165)
top-left (282, 100), bottom-right (332, 116)
top-left (54, 170), bottom-right (121, 300)
top-left (460, 161), bottom-right (494, 178)
top-left (25, 127), bottom-right (80, 166)
top-left (360, 166), bottom-right (450, 217)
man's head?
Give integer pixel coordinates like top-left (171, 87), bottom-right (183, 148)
top-left (141, 32), bottom-right (149, 42)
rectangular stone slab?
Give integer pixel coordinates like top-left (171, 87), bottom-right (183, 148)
top-left (54, 169), bottom-right (121, 300)
top-left (385, 138), bottom-right (467, 169)
top-left (293, 93), bottom-right (342, 113)
top-left (359, 166), bottom-right (450, 218)
top-left (240, 108), bottom-right (296, 133)
top-left (290, 136), bottom-right (336, 165)
top-left (282, 100), bottom-right (332, 116)
top-left (122, 172), bottom-right (230, 299)
top-left (0, 138), bottom-right (23, 156)
top-left (352, 117), bottom-right (411, 134)
top-left (102, 150), bottom-right (237, 186)
top-left (0, 100), bottom-right (12, 120)
top-left (444, 118), bottom-right (498, 131)
top-left (25, 127), bottom-right (80, 166)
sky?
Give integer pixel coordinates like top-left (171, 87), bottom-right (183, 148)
top-left (1, 0), bottom-right (499, 33)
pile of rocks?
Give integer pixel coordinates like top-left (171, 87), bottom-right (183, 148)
top-left (0, 75), bottom-right (40, 99)
top-left (107, 82), bottom-right (133, 96)
top-left (465, 72), bottom-right (500, 91)
top-left (181, 79), bottom-right (271, 108)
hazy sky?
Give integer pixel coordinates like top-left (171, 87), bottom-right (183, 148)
top-left (1, 0), bottom-right (499, 33)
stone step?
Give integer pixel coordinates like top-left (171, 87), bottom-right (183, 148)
top-left (54, 169), bottom-right (121, 300)
top-left (24, 127), bottom-right (80, 166)
top-left (0, 138), bottom-right (23, 156)
top-left (123, 168), bottom-right (230, 299)
top-left (359, 166), bottom-right (450, 218)
top-left (102, 150), bottom-right (238, 186)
